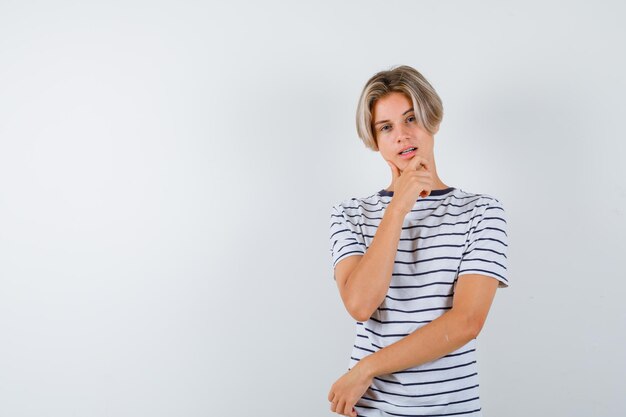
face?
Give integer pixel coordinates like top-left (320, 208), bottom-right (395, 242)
top-left (371, 92), bottom-right (438, 172)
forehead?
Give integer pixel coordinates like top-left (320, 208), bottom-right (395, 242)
top-left (372, 92), bottom-right (413, 121)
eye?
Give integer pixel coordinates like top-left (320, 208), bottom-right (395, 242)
top-left (379, 124), bottom-right (391, 132)
top-left (407, 115), bottom-right (416, 123)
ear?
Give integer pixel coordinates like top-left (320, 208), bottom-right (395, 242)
top-left (432, 123), bottom-right (440, 135)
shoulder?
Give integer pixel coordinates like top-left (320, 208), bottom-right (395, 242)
top-left (453, 188), bottom-right (506, 211)
top-left (330, 191), bottom-right (386, 215)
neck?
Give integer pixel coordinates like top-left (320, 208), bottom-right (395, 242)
top-left (386, 178), bottom-right (449, 192)
top-left (386, 166), bottom-right (448, 192)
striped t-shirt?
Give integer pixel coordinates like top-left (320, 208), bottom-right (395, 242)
top-left (329, 187), bottom-right (508, 417)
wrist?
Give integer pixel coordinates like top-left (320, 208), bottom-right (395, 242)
top-left (385, 201), bottom-right (408, 219)
top-left (357, 354), bottom-right (379, 380)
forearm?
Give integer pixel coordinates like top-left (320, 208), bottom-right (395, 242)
top-left (358, 308), bottom-right (477, 378)
top-left (343, 203), bottom-right (406, 320)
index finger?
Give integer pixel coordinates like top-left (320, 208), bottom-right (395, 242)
top-left (407, 155), bottom-right (429, 172)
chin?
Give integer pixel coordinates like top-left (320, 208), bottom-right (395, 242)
top-left (399, 159), bottom-right (412, 170)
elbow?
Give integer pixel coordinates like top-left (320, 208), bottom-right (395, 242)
top-left (346, 300), bottom-right (376, 322)
top-left (467, 321), bottom-right (482, 340)
top-left (465, 314), bottom-right (486, 340)
top-left (454, 310), bottom-right (486, 341)
top-left (339, 272), bottom-right (380, 322)
top-left (341, 285), bottom-right (377, 322)
top-left (351, 309), bottom-right (374, 323)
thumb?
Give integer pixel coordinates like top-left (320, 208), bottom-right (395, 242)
top-left (386, 159), bottom-right (401, 182)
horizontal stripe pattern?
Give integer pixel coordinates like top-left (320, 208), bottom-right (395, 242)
top-left (329, 187), bottom-right (509, 416)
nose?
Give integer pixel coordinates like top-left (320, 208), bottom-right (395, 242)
top-left (395, 123), bottom-right (410, 143)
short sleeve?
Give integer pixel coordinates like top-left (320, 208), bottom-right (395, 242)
top-left (458, 198), bottom-right (509, 288)
top-left (329, 204), bottom-right (366, 270)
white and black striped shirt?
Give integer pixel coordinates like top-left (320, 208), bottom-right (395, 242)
top-left (329, 187), bottom-right (509, 417)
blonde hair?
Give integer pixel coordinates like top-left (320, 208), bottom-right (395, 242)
top-left (356, 65), bottom-right (443, 151)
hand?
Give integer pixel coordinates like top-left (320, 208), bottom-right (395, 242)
top-left (385, 156), bottom-right (434, 216)
top-left (327, 364), bottom-right (373, 417)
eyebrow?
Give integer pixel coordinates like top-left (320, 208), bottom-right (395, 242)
top-left (373, 108), bottom-right (414, 126)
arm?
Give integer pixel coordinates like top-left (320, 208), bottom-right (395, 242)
top-left (334, 205), bottom-right (405, 322)
top-left (334, 156), bottom-right (433, 322)
top-left (359, 273), bottom-right (499, 376)
top-left (328, 274), bottom-right (499, 417)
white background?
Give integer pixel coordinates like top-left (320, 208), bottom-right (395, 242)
top-left (1, 1), bottom-right (625, 416)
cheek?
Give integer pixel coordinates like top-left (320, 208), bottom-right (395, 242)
top-left (382, 148), bottom-right (396, 161)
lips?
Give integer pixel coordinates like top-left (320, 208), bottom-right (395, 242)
top-left (399, 146), bottom-right (417, 155)
top-left (398, 147), bottom-right (417, 159)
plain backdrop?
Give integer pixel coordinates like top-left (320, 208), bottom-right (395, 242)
top-left (1, 1), bottom-right (625, 416)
